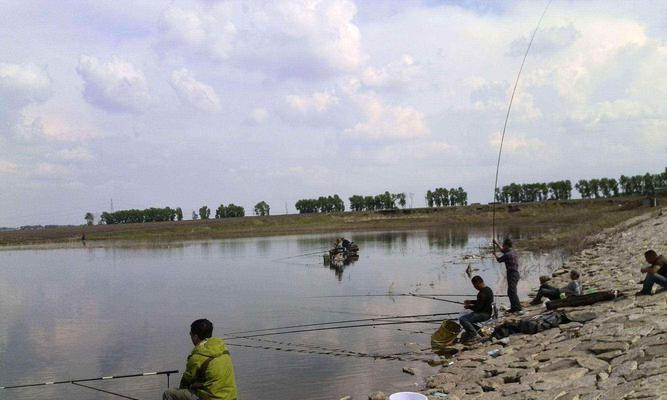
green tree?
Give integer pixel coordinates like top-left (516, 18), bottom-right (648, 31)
top-left (254, 201), bottom-right (270, 216)
top-left (84, 212), bottom-right (94, 226)
top-left (199, 206), bottom-right (210, 220)
top-left (215, 204), bottom-right (226, 219)
top-left (175, 207), bottom-right (183, 221)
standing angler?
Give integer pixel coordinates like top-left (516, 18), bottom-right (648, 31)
top-left (493, 238), bottom-right (522, 313)
top-left (163, 319), bottom-right (238, 400)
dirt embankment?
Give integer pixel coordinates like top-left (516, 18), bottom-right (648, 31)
top-left (405, 207), bottom-right (667, 400)
top-left (0, 197), bottom-right (653, 249)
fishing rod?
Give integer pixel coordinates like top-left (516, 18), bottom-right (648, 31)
top-left (224, 318), bottom-right (448, 340)
top-left (492, 0), bottom-right (552, 240)
top-left (409, 293), bottom-right (464, 305)
top-left (0, 369), bottom-right (179, 390)
top-left (221, 311), bottom-right (460, 337)
top-left (271, 247), bottom-right (332, 262)
top-left (308, 293), bottom-right (510, 298)
top-left (72, 382), bottom-right (141, 400)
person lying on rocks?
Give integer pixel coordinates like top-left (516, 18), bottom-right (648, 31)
top-left (460, 275), bottom-right (494, 344)
top-left (636, 250), bottom-right (667, 296)
top-left (530, 270), bottom-right (582, 305)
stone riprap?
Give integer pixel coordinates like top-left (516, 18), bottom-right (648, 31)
top-left (372, 209), bottom-right (667, 400)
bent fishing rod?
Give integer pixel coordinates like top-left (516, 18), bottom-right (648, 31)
top-left (221, 311), bottom-right (461, 337)
top-left (492, 0), bottom-right (552, 240)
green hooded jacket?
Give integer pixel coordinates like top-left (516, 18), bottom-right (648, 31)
top-left (179, 337), bottom-right (238, 400)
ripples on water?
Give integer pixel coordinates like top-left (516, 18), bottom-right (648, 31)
top-left (0, 228), bottom-right (565, 400)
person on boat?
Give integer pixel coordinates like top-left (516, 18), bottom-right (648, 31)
top-left (460, 275), bottom-right (494, 344)
top-left (163, 319), bottom-right (238, 400)
top-left (636, 250), bottom-right (667, 296)
top-left (530, 270), bottom-right (583, 305)
top-left (333, 238), bottom-right (344, 253)
top-left (341, 237), bottom-right (351, 250)
top-left (493, 238), bottom-right (522, 313)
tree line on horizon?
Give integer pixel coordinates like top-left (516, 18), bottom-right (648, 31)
top-left (495, 169), bottom-right (667, 203)
top-left (425, 187), bottom-right (468, 207)
top-left (85, 168), bottom-right (665, 225)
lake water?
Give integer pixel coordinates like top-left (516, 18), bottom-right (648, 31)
top-left (0, 228), bottom-right (565, 400)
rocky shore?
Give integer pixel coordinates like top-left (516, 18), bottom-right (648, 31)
top-left (374, 209), bottom-right (667, 400)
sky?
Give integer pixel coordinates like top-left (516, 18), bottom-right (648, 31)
top-left (1, 0), bottom-right (666, 226)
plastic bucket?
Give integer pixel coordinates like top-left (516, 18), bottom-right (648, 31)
top-left (389, 392), bottom-right (428, 400)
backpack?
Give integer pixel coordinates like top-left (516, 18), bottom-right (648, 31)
top-left (518, 312), bottom-right (563, 334)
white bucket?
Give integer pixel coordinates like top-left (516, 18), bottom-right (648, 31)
top-left (389, 392), bottom-right (428, 400)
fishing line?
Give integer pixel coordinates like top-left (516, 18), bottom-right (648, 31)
top-left (224, 318), bottom-right (448, 340)
top-left (71, 382), bottom-right (141, 400)
top-left (221, 312), bottom-right (460, 337)
top-left (492, 0), bottom-right (553, 240)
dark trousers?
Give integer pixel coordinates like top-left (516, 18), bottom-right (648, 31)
top-left (642, 273), bottom-right (667, 293)
top-left (507, 270), bottom-right (521, 311)
top-left (533, 285), bottom-right (560, 303)
top-left (459, 312), bottom-right (491, 337)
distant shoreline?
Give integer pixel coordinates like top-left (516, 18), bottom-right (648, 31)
top-left (0, 197), bottom-right (656, 251)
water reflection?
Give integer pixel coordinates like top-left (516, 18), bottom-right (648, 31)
top-left (0, 227), bottom-right (567, 400)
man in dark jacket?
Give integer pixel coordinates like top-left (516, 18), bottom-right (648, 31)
top-left (637, 250), bottom-right (667, 295)
top-left (459, 276), bottom-right (494, 343)
top-left (494, 238), bottom-right (522, 313)
top-left (163, 319), bottom-right (238, 400)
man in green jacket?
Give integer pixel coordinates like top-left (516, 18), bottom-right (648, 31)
top-left (163, 319), bottom-right (238, 400)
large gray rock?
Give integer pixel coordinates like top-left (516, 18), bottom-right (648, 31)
top-left (576, 356), bottom-right (610, 373)
top-left (590, 342), bottom-right (630, 354)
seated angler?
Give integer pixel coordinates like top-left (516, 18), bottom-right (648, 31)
top-left (163, 319), bottom-right (238, 400)
top-left (637, 250), bottom-right (667, 296)
top-left (459, 275), bottom-right (494, 344)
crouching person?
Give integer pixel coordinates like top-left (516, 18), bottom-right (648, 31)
top-left (637, 250), bottom-right (667, 296)
top-left (164, 319), bottom-right (238, 400)
top-left (459, 276), bottom-right (493, 344)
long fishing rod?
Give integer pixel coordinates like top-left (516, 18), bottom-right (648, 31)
top-left (221, 311), bottom-right (460, 337)
top-left (0, 370), bottom-right (178, 390)
top-left (271, 247), bottom-right (332, 262)
top-left (308, 293), bottom-right (509, 298)
top-left (224, 318), bottom-right (448, 340)
top-left (71, 382), bottom-right (140, 400)
top-left (492, 0), bottom-right (552, 240)
top-left (409, 293), bottom-right (464, 305)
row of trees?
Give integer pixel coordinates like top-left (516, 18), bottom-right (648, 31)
top-left (349, 192), bottom-right (407, 211)
top-left (193, 204), bottom-right (246, 220)
top-left (576, 171), bottom-right (667, 199)
top-left (98, 207), bottom-right (183, 225)
top-left (294, 195), bottom-right (345, 214)
top-left (425, 187), bottom-right (468, 207)
top-left (495, 180), bottom-right (573, 203)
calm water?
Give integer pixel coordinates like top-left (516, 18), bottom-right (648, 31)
top-left (0, 228), bottom-right (564, 400)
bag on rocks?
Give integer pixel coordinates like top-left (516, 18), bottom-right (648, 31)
top-left (518, 311), bottom-right (563, 334)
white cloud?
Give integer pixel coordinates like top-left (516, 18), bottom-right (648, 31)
top-left (361, 54), bottom-right (418, 88)
top-left (56, 147), bottom-right (94, 162)
top-left (287, 91), bottom-right (339, 113)
top-left (0, 63), bottom-right (51, 110)
top-left (570, 100), bottom-right (656, 128)
top-left (160, 6), bottom-right (236, 61)
top-left (33, 163), bottom-right (72, 178)
top-left (160, 1), bottom-right (363, 77)
top-left (169, 68), bottom-right (221, 112)
top-left (508, 25), bottom-right (580, 56)
top-left (364, 140), bottom-right (451, 164)
top-left (76, 55), bottom-right (151, 113)
top-left (346, 94), bottom-right (428, 139)
top-left (0, 160), bottom-right (18, 175)
top-left (250, 108), bottom-right (268, 125)
top-left (488, 132), bottom-right (545, 153)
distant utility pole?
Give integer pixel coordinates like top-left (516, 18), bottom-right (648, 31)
top-left (409, 193), bottom-right (414, 209)
top-left (285, 202), bottom-right (289, 215)
top-left (110, 198), bottom-right (114, 212)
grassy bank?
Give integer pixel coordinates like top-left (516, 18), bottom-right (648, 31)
top-left (0, 197), bottom-right (657, 250)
